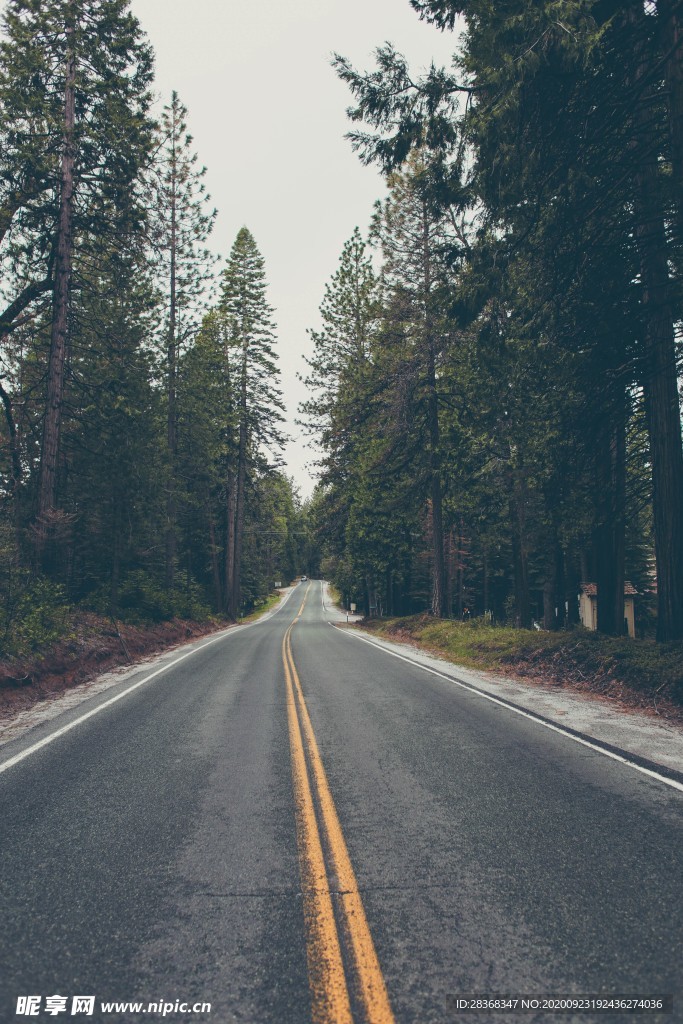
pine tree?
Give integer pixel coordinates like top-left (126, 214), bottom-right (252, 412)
top-left (63, 241), bottom-right (163, 608)
top-left (218, 228), bottom-right (285, 618)
top-left (147, 91), bottom-right (216, 588)
top-left (373, 160), bottom-right (456, 617)
top-left (0, 0), bottom-right (154, 563)
top-left (300, 227), bottom-right (380, 436)
top-left (299, 228), bottom-right (385, 612)
top-left (177, 309), bottom-right (236, 611)
top-left (335, 1), bottom-right (681, 639)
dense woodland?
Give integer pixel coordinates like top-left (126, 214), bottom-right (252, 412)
top-left (0, 0), bottom-right (681, 658)
top-left (303, 0), bottom-right (683, 642)
top-left (0, 0), bottom-right (316, 656)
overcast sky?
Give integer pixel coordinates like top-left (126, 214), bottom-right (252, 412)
top-left (131, 0), bottom-right (459, 498)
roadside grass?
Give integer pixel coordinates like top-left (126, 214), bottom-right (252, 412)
top-left (240, 590), bottom-right (283, 623)
top-left (359, 615), bottom-right (683, 716)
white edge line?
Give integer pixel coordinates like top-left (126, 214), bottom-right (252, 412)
top-left (0, 589), bottom-right (297, 777)
top-left (334, 625), bottom-right (683, 795)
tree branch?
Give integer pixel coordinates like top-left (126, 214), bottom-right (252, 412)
top-left (0, 278), bottom-right (52, 333)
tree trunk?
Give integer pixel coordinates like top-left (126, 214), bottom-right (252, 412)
top-left (543, 541), bottom-right (566, 631)
top-left (456, 520), bottom-right (466, 619)
top-left (542, 579), bottom-right (555, 632)
top-left (632, 13), bottom-right (683, 640)
top-left (446, 529), bottom-right (454, 616)
top-left (207, 503), bottom-right (222, 611)
top-left (482, 547), bottom-right (489, 617)
top-left (511, 538), bottom-right (531, 628)
top-left (566, 553), bottom-right (581, 626)
top-left (429, 469), bottom-right (447, 617)
top-left (225, 470), bottom-right (236, 617)
top-left (110, 492), bottom-right (121, 613)
top-left (230, 352), bottom-right (249, 619)
top-left (554, 542), bottom-right (566, 629)
top-left (0, 378), bottom-right (21, 527)
top-left (422, 200), bottom-right (448, 618)
top-left (594, 390), bottom-right (626, 636)
top-left (38, 13), bottom-right (76, 544)
top-left (232, 450), bottom-right (245, 617)
top-left (510, 471), bottom-right (531, 629)
top-left (385, 566), bottom-right (394, 617)
top-left (660, 0), bottom-right (683, 245)
top-left (165, 486), bottom-right (176, 590)
top-left (165, 126), bottom-right (178, 590)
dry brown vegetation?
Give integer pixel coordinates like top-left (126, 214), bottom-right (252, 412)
top-left (0, 612), bottom-right (228, 723)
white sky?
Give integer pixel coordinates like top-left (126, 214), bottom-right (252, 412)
top-left (132, 0), bottom-right (459, 498)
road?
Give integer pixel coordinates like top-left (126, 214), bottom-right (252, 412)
top-left (1, 580), bottom-right (681, 1024)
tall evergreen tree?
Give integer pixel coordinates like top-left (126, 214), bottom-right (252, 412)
top-left (219, 228), bottom-right (285, 618)
top-left (0, 0), bottom-right (154, 564)
top-left (177, 309), bottom-right (236, 611)
top-left (373, 160), bottom-right (456, 617)
top-left (300, 227), bottom-right (379, 436)
top-left (147, 91), bottom-right (216, 588)
top-left (63, 241), bottom-right (163, 608)
top-left (334, 1), bottom-right (682, 639)
top-left (299, 228), bottom-right (385, 613)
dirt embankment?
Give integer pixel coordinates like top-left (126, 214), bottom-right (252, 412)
top-left (0, 612), bottom-right (229, 722)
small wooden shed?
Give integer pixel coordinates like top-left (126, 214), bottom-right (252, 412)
top-left (579, 582), bottom-right (637, 638)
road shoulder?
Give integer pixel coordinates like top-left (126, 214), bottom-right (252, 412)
top-left (334, 624), bottom-right (683, 778)
top-left (0, 587), bottom-right (296, 752)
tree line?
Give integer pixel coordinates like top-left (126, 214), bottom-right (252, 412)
top-left (303, 0), bottom-right (683, 642)
top-left (0, 0), bottom-right (311, 649)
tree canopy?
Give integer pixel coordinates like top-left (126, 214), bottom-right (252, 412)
top-left (316, 1), bottom-right (681, 639)
top-left (0, 2), bottom-right (303, 648)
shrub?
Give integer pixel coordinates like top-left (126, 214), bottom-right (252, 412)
top-left (0, 574), bottom-right (71, 658)
top-left (86, 571), bottom-right (213, 624)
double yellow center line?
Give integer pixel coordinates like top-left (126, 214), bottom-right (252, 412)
top-left (282, 586), bottom-right (395, 1024)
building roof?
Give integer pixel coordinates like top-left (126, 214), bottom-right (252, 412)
top-left (580, 581), bottom-right (637, 597)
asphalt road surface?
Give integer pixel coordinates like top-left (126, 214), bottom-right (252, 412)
top-left (1, 580), bottom-right (681, 1024)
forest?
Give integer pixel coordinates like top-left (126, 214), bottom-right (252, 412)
top-left (0, 0), bottom-right (682, 668)
top-left (305, 0), bottom-right (683, 643)
top-left (0, 0), bottom-right (319, 660)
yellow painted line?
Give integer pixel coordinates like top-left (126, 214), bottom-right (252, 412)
top-left (284, 586), bottom-right (395, 1024)
top-left (283, 618), bottom-right (353, 1024)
